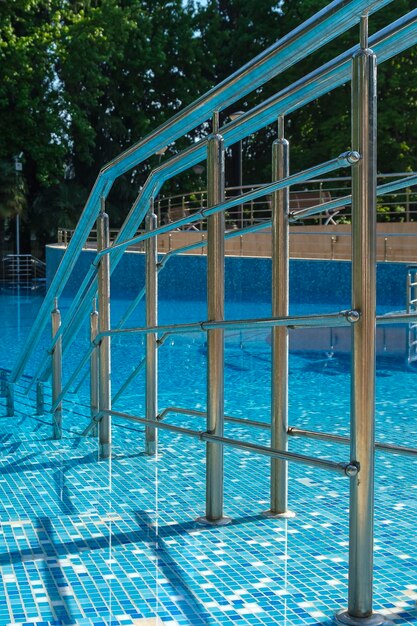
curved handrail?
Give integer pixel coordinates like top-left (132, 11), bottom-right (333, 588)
top-left (11, 0), bottom-right (399, 383)
top-left (28, 8), bottom-right (417, 387)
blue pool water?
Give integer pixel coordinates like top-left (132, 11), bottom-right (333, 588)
top-left (1, 289), bottom-right (417, 625)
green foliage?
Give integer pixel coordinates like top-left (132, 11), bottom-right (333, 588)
top-left (0, 160), bottom-right (27, 219)
top-left (56, 0), bottom-right (204, 214)
top-left (0, 1), bottom-right (68, 185)
top-left (195, 0), bottom-right (417, 178)
top-left (0, 0), bottom-right (417, 254)
top-left (377, 204), bottom-right (406, 223)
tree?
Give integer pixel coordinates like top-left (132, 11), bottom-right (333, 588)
top-left (194, 0), bottom-right (417, 181)
top-left (56, 0), bottom-right (205, 224)
top-left (0, 0), bottom-right (69, 252)
top-left (0, 0), bottom-right (206, 250)
top-left (0, 159), bottom-right (27, 256)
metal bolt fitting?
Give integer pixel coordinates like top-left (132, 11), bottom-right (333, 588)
top-left (346, 150), bottom-right (361, 164)
top-left (345, 462), bottom-right (359, 478)
top-left (345, 309), bottom-right (361, 323)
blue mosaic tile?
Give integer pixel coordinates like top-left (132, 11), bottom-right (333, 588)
top-left (1, 277), bottom-right (417, 625)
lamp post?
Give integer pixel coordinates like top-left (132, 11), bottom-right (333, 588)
top-left (155, 147), bottom-right (167, 223)
top-left (13, 153), bottom-right (23, 283)
top-left (229, 111), bottom-right (244, 229)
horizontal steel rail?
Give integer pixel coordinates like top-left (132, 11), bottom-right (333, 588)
top-left (157, 406), bottom-right (271, 430)
top-left (106, 409), bottom-right (358, 476)
top-left (376, 312), bottom-right (417, 325)
top-left (288, 427), bottom-right (417, 458)
top-left (156, 409), bottom-right (417, 458)
top-left (54, 307), bottom-right (417, 415)
top-left (101, 310), bottom-right (417, 342)
top-left (48, 310), bottom-right (358, 411)
top-left (95, 153), bottom-right (359, 261)
top-left (12, 1), bottom-right (412, 384)
top-left (99, 310), bottom-right (360, 341)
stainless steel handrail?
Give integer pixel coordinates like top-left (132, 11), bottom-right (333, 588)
top-left (11, 0), bottom-right (406, 384)
top-left (288, 426), bottom-right (417, 457)
top-left (95, 153), bottom-right (359, 262)
top-left (153, 407), bottom-right (417, 459)
top-left (33, 8), bottom-right (417, 387)
top-left (105, 409), bottom-right (358, 477)
top-left (49, 309), bottom-right (360, 412)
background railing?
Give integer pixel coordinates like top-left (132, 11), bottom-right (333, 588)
top-left (155, 173), bottom-right (417, 229)
top-left (57, 172), bottom-right (417, 246)
top-left (1, 254), bottom-right (46, 289)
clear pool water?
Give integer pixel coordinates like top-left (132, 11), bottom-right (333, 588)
top-left (1, 291), bottom-right (417, 626)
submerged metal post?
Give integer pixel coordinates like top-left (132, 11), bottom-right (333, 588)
top-left (90, 299), bottom-right (99, 437)
top-left (265, 116), bottom-right (294, 518)
top-left (337, 16), bottom-right (388, 626)
top-left (51, 298), bottom-right (62, 439)
top-left (97, 199), bottom-right (111, 459)
top-left (0, 369), bottom-right (13, 417)
top-left (198, 112), bottom-right (230, 525)
top-left (0, 370), bottom-right (7, 397)
top-left (145, 207), bottom-right (158, 455)
top-left (36, 382), bottom-right (44, 416)
top-left (6, 382), bottom-right (14, 417)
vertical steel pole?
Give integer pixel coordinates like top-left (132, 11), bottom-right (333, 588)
top-left (6, 382), bottom-right (14, 417)
top-left (36, 382), bottom-right (44, 415)
top-left (337, 16), bottom-right (387, 626)
top-left (97, 200), bottom-right (111, 460)
top-left (265, 116), bottom-right (294, 519)
top-left (51, 298), bottom-right (62, 439)
top-left (197, 112), bottom-right (230, 525)
top-left (0, 370), bottom-right (7, 397)
top-left (90, 298), bottom-right (99, 437)
top-left (145, 206), bottom-right (158, 455)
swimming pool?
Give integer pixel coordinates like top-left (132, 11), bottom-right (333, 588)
top-left (1, 287), bottom-right (417, 626)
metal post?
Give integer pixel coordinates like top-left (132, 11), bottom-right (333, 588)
top-left (145, 207), bottom-right (158, 455)
top-left (90, 299), bottom-right (99, 437)
top-left (229, 111), bottom-right (244, 228)
top-left (406, 187), bottom-right (410, 223)
top-left (51, 298), bottom-right (62, 439)
top-left (36, 382), bottom-right (44, 415)
top-left (337, 16), bottom-right (388, 626)
top-left (6, 382), bottom-right (14, 417)
top-left (264, 116), bottom-right (294, 519)
top-left (97, 200), bottom-right (111, 459)
top-left (197, 112), bottom-right (230, 525)
top-left (0, 370), bottom-right (7, 397)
